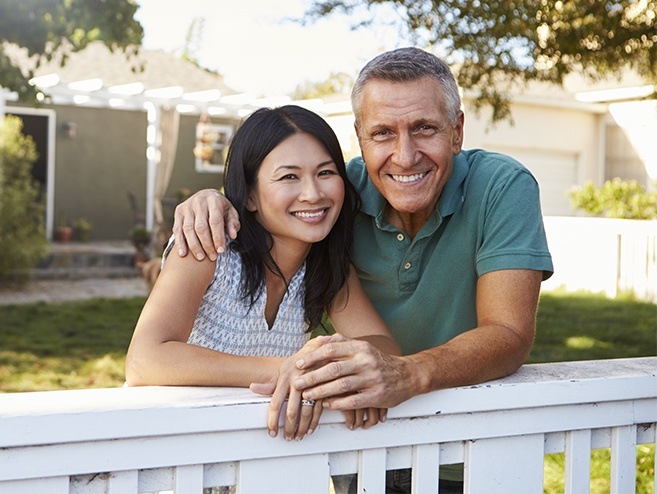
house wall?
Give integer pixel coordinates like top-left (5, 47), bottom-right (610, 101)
top-left (461, 97), bottom-right (604, 216)
top-left (606, 100), bottom-right (657, 185)
top-left (50, 105), bottom-right (148, 240)
top-left (324, 97), bottom-right (606, 217)
top-left (37, 106), bottom-right (234, 241)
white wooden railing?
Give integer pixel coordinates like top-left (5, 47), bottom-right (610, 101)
top-left (1, 357), bottom-right (655, 494)
top-left (543, 217), bottom-right (657, 302)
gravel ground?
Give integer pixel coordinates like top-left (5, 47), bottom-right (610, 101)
top-left (0, 277), bottom-right (148, 306)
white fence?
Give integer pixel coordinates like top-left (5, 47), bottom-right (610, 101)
top-left (1, 357), bottom-right (655, 493)
top-left (543, 217), bottom-right (657, 302)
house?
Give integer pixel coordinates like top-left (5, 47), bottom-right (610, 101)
top-left (1, 42), bottom-right (289, 244)
top-left (1, 42), bottom-right (655, 243)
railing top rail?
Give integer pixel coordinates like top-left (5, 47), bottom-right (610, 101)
top-left (1, 357), bottom-right (655, 449)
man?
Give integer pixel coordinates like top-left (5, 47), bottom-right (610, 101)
top-left (173, 47), bottom-right (553, 492)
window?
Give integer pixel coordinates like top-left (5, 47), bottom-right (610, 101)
top-left (194, 122), bottom-right (233, 173)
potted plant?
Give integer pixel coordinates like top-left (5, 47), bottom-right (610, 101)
top-left (54, 214), bottom-right (73, 243)
top-left (129, 223), bottom-right (152, 264)
top-left (72, 218), bottom-right (92, 242)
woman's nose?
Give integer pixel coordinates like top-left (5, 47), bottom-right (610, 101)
top-left (298, 178), bottom-right (324, 202)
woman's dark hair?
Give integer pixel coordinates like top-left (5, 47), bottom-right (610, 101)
top-left (224, 105), bottom-right (359, 330)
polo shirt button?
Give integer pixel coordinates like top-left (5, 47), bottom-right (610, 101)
top-left (397, 233), bottom-right (404, 241)
top-left (404, 262), bottom-right (411, 269)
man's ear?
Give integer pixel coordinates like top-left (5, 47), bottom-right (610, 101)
top-left (452, 111), bottom-right (465, 155)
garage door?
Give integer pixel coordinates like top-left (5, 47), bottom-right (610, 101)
top-left (486, 147), bottom-right (578, 216)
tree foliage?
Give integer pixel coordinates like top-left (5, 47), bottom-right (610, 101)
top-left (303, 0), bottom-right (656, 121)
top-left (0, 0), bottom-right (143, 102)
top-left (0, 116), bottom-right (49, 281)
top-left (291, 71), bottom-right (354, 100)
top-left (568, 178), bottom-right (657, 219)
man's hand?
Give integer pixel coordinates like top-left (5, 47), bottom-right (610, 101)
top-left (251, 336), bottom-right (389, 437)
top-left (292, 334), bottom-right (418, 411)
top-left (172, 189), bottom-right (240, 260)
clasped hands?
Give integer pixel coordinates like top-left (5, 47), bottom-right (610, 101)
top-left (250, 333), bottom-right (403, 441)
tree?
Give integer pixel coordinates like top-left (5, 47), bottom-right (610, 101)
top-left (0, 116), bottom-right (49, 281)
top-left (302, 1), bottom-right (656, 121)
top-left (291, 71), bottom-right (354, 100)
top-left (0, 0), bottom-right (144, 103)
top-left (181, 17), bottom-right (206, 67)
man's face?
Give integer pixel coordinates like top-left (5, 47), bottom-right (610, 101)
top-left (355, 76), bottom-right (464, 232)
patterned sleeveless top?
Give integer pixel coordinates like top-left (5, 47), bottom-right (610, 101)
top-left (163, 238), bottom-right (310, 357)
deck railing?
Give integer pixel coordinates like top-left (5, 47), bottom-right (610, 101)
top-left (543, 216), bottom-right (657, 302)
top-left (1, 357), bottom-right (655, 493)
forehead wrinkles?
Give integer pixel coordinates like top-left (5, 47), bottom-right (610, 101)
top-left (360, 83), bottom-right (445, 130)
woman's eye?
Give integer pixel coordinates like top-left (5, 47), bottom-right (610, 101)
top-left (280, 174), bottom-right (297, 180)
top-left (319, 169), bottom-right (337, 176)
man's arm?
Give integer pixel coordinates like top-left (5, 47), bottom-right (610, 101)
top-left (172, 189), bottom-right (240, 260)
top-left (292, 269), bottom-right (542, 410)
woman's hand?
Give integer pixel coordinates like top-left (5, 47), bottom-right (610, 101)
top-left (250, 336), bottom-right (333, 440)
top-left (343, 407), bottom-right (388, 430)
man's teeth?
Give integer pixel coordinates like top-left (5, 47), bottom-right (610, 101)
top-left (392, 172), bottom-right (426, 183)
top-left (294, 210), bottom-right (325, 218)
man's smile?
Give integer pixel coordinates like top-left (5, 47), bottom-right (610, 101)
top-left (390, 171), bottom-right (428, 184)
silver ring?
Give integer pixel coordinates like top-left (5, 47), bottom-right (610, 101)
top-left (301, 399), bottom-right (316, 407)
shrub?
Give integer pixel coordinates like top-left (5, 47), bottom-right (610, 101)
top-left (0, 115), bottom-right (49, 281)
top-left (568, 178), bottom-right (657, 220)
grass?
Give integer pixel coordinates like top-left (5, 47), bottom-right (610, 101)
top-left (0, 297), bottom-right (144, 392)
top-left (530, 290), bottom-right (657, 363)
top-left (0, 290), bottom-right (654, 492)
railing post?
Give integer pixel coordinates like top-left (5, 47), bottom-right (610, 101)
top-left (411, 443), bottom-right (440, 493)
top-left (565, 429), bottom-right (592, 494)
top-left (357, 448), bottom-right (386, 493)
top-left (238, 454), bottom-right (330, 493)
top-left (464, 434), bottom-right (545, 493)
top-left (610, 425), bottom-right (637, 493)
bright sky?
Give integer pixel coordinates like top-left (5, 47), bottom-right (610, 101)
top-left (135, 0), bottom-right (407, 97)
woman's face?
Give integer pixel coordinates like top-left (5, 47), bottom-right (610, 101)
top-left (247, 132), bottom-right (345, 256)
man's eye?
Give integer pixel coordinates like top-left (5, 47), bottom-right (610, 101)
top-left (416, 125), bottom-right (436, 134)
top-left (372, 130), bottom-right (391, 140)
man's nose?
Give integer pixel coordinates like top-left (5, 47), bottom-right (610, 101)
top-left (392, 134), bottom-right (418, 167)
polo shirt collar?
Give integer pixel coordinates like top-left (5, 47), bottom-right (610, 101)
top-left (359, 153), bottom-right (468, 227)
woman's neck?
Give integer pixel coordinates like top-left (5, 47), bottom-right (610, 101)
top-left (269, 240), bottom-right (310, 282)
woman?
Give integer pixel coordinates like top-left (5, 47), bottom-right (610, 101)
top-left (125, 105), bottom-right (400, 441)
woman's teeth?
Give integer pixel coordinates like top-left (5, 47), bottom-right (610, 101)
top-left (293, 210), bottom-right (325, 218)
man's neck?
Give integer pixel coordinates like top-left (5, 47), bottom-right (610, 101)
top-left (385, 204), bottom-right (432, 239)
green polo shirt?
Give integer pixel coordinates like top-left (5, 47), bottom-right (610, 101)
top-left (347, 149), bottom-right (554, 355)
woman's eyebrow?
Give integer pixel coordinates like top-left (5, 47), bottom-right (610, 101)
top-left (274, 160), bottom-right (335, 173)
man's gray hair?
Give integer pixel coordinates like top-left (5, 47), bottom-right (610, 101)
top-left (352, 47), bottom-right (461, 128)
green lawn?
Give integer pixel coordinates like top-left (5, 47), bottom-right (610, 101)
top-left (0, 297), bottom-right (144, 392)
top-left (0, 290), bottom-right (654, 492)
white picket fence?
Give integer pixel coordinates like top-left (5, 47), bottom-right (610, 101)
top-left (1, 357), bottom-right (655, 493)
top-left (543, 217), bottom-right (657, 302)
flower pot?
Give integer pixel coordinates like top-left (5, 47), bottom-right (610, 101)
top-left (54, 226), bottom-right (73, 243)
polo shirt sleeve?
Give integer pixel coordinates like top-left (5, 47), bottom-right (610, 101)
top-left (475, 166), bottom-right (554, 280)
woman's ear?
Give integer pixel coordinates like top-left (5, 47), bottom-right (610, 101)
top-left (246, 189), bottom-right (258, 212)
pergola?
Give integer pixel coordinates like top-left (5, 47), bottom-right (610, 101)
top-left (0, 75), bottom-right (325, 238)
